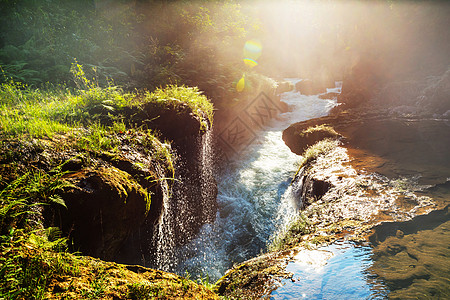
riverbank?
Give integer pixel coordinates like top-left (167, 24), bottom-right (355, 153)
top-left (215, 67), bottom-right (450, 299)
top-left (0, 74), bottom-right (219, 298)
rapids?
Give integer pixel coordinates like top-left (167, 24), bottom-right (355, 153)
top-left (175, 80), bottom-right (337, 281)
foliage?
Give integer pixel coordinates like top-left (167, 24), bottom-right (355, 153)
top-left (0, 226), bottom-right (80, 299)
top-left (0, 63), bottom-right (213, 139)
top-left (147, 84), bottom-right (214, 130)
top-left (296, 139), bottom-right (340, 175)
top-left (0, 0), bottom-right (260, 110)
top-left (0, 228), bottom-right (219, 299)
top-left (0, 169), bottom-right (71, 235)
top-left (0, 0), bottom-right (136, 86)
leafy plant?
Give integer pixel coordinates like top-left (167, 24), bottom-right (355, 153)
top-left (0, 169), bottom-right (71, 235)
top-left (0, 228), bottom-right (80, 299)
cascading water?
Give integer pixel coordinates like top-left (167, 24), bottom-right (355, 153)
top-left (152, 128), bottom-right (217, 271)
top-left (152, 174), bottom-right (175, 271)
top-left (175, 80), bottom-right (338, 280)
top-left (199, 129), bottom-right (218, 224)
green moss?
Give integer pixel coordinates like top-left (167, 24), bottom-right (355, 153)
top-left (97, 166), bottom-right (152, 213)
top-left (269, 214), bottom-right (315, 251)
top-left (0, 229), bottom-right (219, 299)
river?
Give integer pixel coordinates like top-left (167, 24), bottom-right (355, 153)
top-left (173, 79), bottom-right (449, 299)
top-left (175, 80), bottom-right (337, 281)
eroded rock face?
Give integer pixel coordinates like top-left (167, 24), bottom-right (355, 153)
top-left (140, 101), bottom-right (218, 244)
top-left (284, 112), bottom-right (450, 185)
top-left (57, 167), bottom-right (150, 260)
top-left (116, 103), bottom-right (218, 266)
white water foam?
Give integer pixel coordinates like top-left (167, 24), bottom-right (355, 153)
top-left (175, 80), bottom-right (337, 281)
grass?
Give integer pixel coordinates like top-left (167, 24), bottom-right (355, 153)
top-left (300, 124), bottom-right (340, 137)
top-left (295, 138), bottom-right (339, 177)
top-left (148, 84), bottom-right (214, 131)
top-left (1, 63), bottom-right (214, 140)
top-left (0, 64), bottom-right (217, 298)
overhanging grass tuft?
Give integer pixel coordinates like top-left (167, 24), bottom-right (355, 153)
top-left (294, 139), bottom-right (340, 178)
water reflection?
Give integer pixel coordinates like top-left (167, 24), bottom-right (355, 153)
top-left (271, 205), bottom-right (449, 299)
top-left (270, 241), bottom-right (388, 300)
top-left (368, 206), bottom-right (450, 299)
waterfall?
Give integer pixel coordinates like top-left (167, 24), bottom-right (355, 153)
top-left (199, 129), bottom-right (217, 224)
top-left (151, 168), bottom-right (176, 271)
top-left (175, 80), bottom-right (338, 281)
top-left (152, 127), bottom-right (217, 271)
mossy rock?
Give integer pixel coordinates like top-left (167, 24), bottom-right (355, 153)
top-left (56, 166), bottom-right (151, 260)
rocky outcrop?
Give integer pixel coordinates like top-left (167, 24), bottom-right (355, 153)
top-left (295, 79), bottom-right (326, 95)
top-left (295, 78), bottom-right (336, 95)
top-left (282, 124), bottom-right (341, 155)
top-left (217, 110), bottom-right (450, 299)
top-left (117, 101), bottom-right (217, 262)
top-left (55, 166), bottom-right (150, 260)
top-left (276, 81), bottom-right (294, 95)
top-left (34, 130), bottom-right (175, 261)
top-left (2, 98), bottom-right (217, 264)
top-left (284, 112), bottom-right (450, 185)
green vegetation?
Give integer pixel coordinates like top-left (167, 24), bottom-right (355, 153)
top-left (0, 61), bottom-right (215, 297)
top-left (0, 0), bottom-right (260, 107)
top-left (148, 85), bottom-right (214, 131)
top-left (269, 214), bottom-right (315, 251)
top-left (295, 139), bottom-right (340, 175)
top-left (300, 124), bottom-right (340, 138)
top-left (0, 228), bottom-right (79, 299)
top-left (1, 62), bottom-right (213, 139)
top-left (0, 228), bottom-right (219, 299)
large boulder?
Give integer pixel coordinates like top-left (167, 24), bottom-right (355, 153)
top-left (284, 111), bottom-right (450, 185)
top-left (335, 56), bottom-right (385, 112)
top-left (295, 79), bottom-right (327, 95)
top-left (282, 123), bottom-right (342, 155)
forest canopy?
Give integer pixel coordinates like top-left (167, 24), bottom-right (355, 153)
top-left (0, 0), bottom-right (260, 105)
top-left (1, 0), bottom-right (449, 100)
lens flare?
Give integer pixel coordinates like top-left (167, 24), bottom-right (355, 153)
top-left (242, 39), bottom-right (262, 70)
top-left (243, 58), bottom-right (258, 68)
top-left (236, 75), bottom-right (245, 92)
top-left (244, 39), bottom-right (262, 61)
